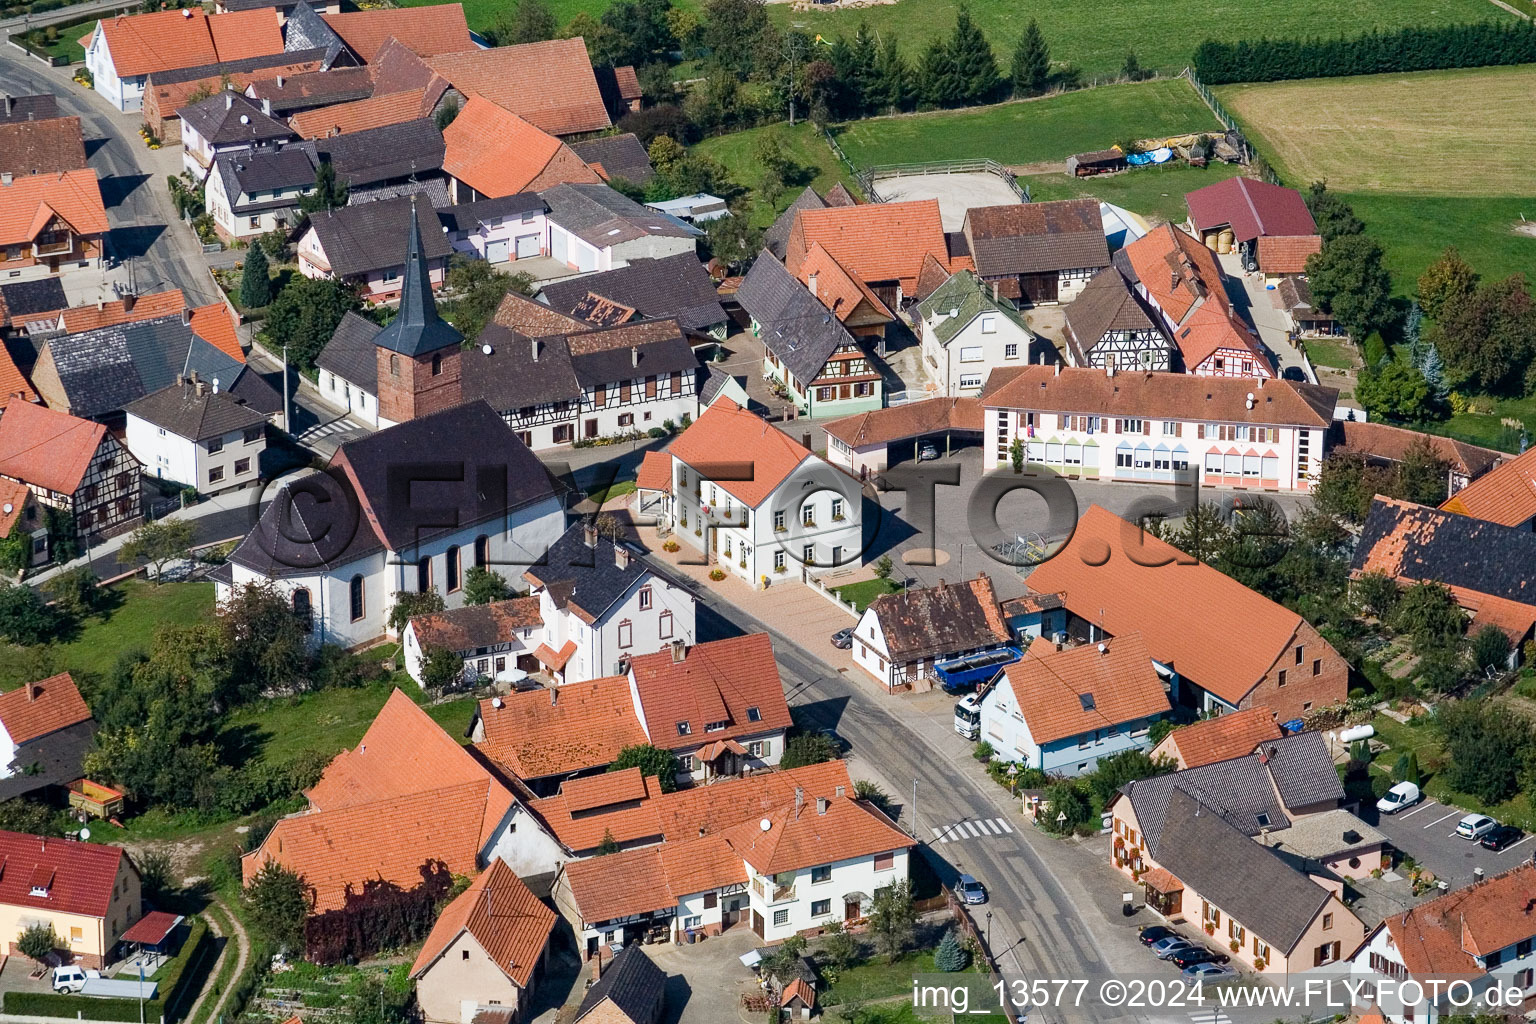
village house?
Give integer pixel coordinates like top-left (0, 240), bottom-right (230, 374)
top-left (288, 89), bottom-right (437, 140)
top-left (737, 252), bottom-right (883, 419)
top-left (0, 673), bottom-right (95, 797)
top-left (215, 0), bottom-right (340, 22)
top-left (917, 270), bottom-right (1046, 396)
top-left (664, 400), bottom-right (863, 582)
top-left (1354, 496), bottom-right (1536, 661)
top-left (461, 318), bottom-right (701, 449)
top-left (243, 690), bottom-right (567, 908)
top-left (176, 90), bottom-right (293, 182)
top-left (1185, 177), bottom-right (1321, 282)
top-left (470, 675), bottom-right (649, 795)
top-left (319, 5), bottom-right (472, 62)
top-left (409, 859), bottom-right (557, 1024)
top-left (0, 94), bottom-right (58, 123)
top-left (977, 631), bottom-right (1170, 775)
top-left (1349, 862), bottom-right (1536, 1024)
top-left (1439, 445), bottom-right (1536, 531)
top-left (1274, 277), bottom-right (1340, 338)
top-left (794, 242), bottom-right (895, 342)
top-left (242, 65), bottom-right (374, 117)
top-left (0, 479), bottom-right (48, 572)
top-left (961, 199), bottom-right (1110, 305)
top-left (980, 365), bottom-right (1336, 491)
top-left (1120, 225), bottom-right (1273, 378)
top-left (0, 277), bottom-right (67, 337)
top-left (0, 117), bottom-right (87, 179)
top-left (0, 831), bottom-right (142, 969)
top-left (424, 37), bottom-right (614, 138)
top-left (522, 521), bottom-right (697, 684)
top-left (139, 50), bottom-right (328, 139)
top-left (999, 592), bottom-right (1067, 644)
top-left (569, 134), bottom-right (655, 188)
top-left (214, 402), bottom-right (565, 649)
top-left (764, 185), bottom-right (847, 261)
top-left (822, 397), bottom-right (983, 480)
top-left (529, 768), bottom-right (666, 856)
top-left (542, 184), bottom-right (701, 274)
top-left (1150, 704), bottom-right (1282, 769)
top-left (1110, 732), bottom-right (1372, 973)
top-left (84, 8), bottom-right (284, 112)
top-left (441, 96), bottom-right (602, 203)
top-left (1025, 505), bottom-right (1350, 722)
top-left (0, 169), bottom-right (108, 285)
top-left (43, 290), bottom-right (243, 360)
top-left (298, 195), bottom-right (451, 305)
top-left (1332, 420), bottom-right (1504, 497)
top-left (573, 946), bottom-right (666, 1024)
top-left (0, 401), bottom-right (142, 547)
top-left (1064, 266), bottom-right (1170, 372)
top-left (851, 575), bottom-right (1010, 692)
top-left (123, 374), bottom-right (268, 494)
top-left (205, 143), bottom-right (318, 243)
top-left (439, 194), bottom-right (548, 266)
top-left (402, 597), bottom-right (543, 686)
top-left (538, 253), bottom-right (729, 343)
top-left (785, 198), bottom-right (958, 311)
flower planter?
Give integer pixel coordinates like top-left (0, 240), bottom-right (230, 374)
top-left (1204, 924), bottom-right (1216, 936)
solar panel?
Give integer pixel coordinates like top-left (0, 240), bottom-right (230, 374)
top-left (1079, 692), bottom-right (1096, 711)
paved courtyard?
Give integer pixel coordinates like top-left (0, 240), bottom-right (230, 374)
top-left (1218, 251), bottom-right (1315, 383)
top-left (872, 171), bottom-right (1022, 230)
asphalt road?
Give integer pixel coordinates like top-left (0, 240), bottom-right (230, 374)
top-left (0, 50), bottom-right (217, 305)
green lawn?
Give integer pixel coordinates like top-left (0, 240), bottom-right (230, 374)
top-left (50, 580), bottom-right (214, 678)
top-left (586, 479), bottom-right (637, 505)
top-left (694, 121), bottom-right (861, 228)
top-left (1024, 160), bottom-right (1244, 225)
top-left (828, 951), bottom-right (940, 1002)
top-left (1343, 193), bottom-right (1536, 300)
top-left (1302, 337), bottom-right (1357, 372)
top-left (1424, 393), bottom-right (1536, 453)
top-left (831, 578), bottom-right (903, 612)
top-left (833, 80), bottom-right (1220, 170)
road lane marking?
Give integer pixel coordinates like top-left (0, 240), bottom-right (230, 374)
top-left (931, 827), bottom-right (949, 844)
top-left (978, 819), bottom-right (1000, 835)
top-left (960, 821), bottom-right (979, 838)
top-left (994, 817), bottom-right (1014, 833)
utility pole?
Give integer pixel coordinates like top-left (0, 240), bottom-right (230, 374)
top-left (911, 779), bottom-right (918, 839)
top-left (282, 343), bottom-right (292, 435)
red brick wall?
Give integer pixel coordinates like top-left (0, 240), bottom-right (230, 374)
top-left (1241, 620), bottom-right (1349, 722)
top-left (376, 346), bottom-right (462, 424)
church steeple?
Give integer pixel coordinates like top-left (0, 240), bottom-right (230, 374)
top-left (373, 196), bottom-right (461, 357)
top-left (373, 194), bottom-right (463, 426)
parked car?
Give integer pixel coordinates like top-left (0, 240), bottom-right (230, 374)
top-left (1170, 948), bottom-right (1231, 968)
top-left (958, 874), bottom-right (988, 905)
top-left (831, 627), bottom-right (854, 649)
top-left (52, 966), bottom-right (101, 993)
top-left (1139, 925), bottom-right (1176, 947)
top-left (1376, 781), bottom-right (1422, 814)
top-left (1150, 936), bottom-right (1201, 960)
top-left (918, 441), bottom-right (940, 461)
top-left (1481, 824), bottom-right (1525, 851)
top-left (1457, 813), bottom-right (1498, 840)
top-left (1182, 962), bottom-right (1240, 981)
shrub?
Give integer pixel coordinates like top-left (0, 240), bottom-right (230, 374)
top-left (973, 740), bottom-right (994, 761)
top-left (16, 922), bottom-right (57, 961)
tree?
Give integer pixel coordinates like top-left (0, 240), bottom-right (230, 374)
top-left (420, 646), bottom-right (465, 691)
top-left (917, 37), bottom-right (958, 107)
top-left (934, 930), bottom-right (970, 971)
top-left (821, 920), bottom-right (860, 970)
top-left (240, 242), bottom-right (272, 308)
top-left (1439, 699), bottom-right (1533, 804)
top-left (700, 0), bottom-right (775, 80)
top-left (600, 0), bottom-right (677, 68)
top-left (299, 160), bottom-right (347, 214)
top-left (1082, 749), bottom-right (1173, 810)
top-left (118, 518), bottom-right (196, 583)
top-left (1433, 275), bottom-right (1536, 397)
top-left (1121, 50), bottom-right (1145, 81)
top-left (0, 525), bottom-right (27, 579)
top-left (779, 731), bottom-right (837, 769)
top-left (244, 861), bottom-right (312, 950)
top-left (1162, 502), bottom-right (1231, 565)
top-left (1009, 436), bottom-right (1024, 472)
top-left (462, 566), bottom-right (513, 605)
top-left (1420, 344), bottom-right (1449, 401)
top-left (867, 879), bottom-right (916, 960)
top-left (1417, 246), bottom-right (1478, 321)
top-left (1472, 624), bottom-right (1512, 674)
top-left (1314, 451), bottom-right (1393, 525)
top-left (1397, 437), bottom-right (1450, 506)
top-left (1, 584), bottom-right (68, 645)
top-left (220, 581), bottom-right (308, 700)
top-left (442, 255), bottom-right (528, 341)
top-left (609, 743), bottom-right (683, 792)
top-left (1010, 19), bottom-right (1050, 96)
top-left (1352, 571), bottom-right (1401, 620)
top-left (596, 829), bottom-right (621, 856)
top-left (1305, 233), bottom-right (1393, 339)
top-left (1394, 751), bottom-right (1421, 787)
top-left (1042, 779), bottom-right (1092, 833)
top-left (261, 275), bottom-right (361, 371)
top-left (870, 34), bottom-right (910, 112)
top-left (489, 0), bottom-right (557, 44)
top-left (565, 12), bottom-right (623, 67)
top-left (43, 565), bottom-right (98, 617)
top-left (1355, 360), bottom-right (1431, 423)
top-left (388, 589), bottom-right (444, 635)
top-left (16, 922), bottom-right (58, 962)
top-left (0, 797), bottom-right (65, 837)
top-left (1391, 580), bottom-right (1464, 655)
top-left (853, 778), bottom-right (891, 816)
top-left (946, 6), bottom-right (999, 105)
top-left (137, 849), bottom-right (175, 903)
top-left (1304, 182), bottom-right (1363, 243)
top-left (700, 211), bottom-right (761, 274)
top-left (873, 555), bottom-right (894, 581)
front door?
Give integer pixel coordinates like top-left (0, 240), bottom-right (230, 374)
top-left (844, 899), bottom-right (860, 922)
top-left (832, 545), bottom-right (843, 566)
top-left (584, 418), bottom-right (598, 439)
top-left (751, 910), bottom-right (764, 938)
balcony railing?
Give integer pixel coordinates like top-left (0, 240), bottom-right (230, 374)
top-left (771, 883), bottom-right (796, 904)
top-left (34, 237), bottom-right (73, 257)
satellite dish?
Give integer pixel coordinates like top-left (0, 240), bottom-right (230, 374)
top-left (759, 818), bottom-right (772, 832)
top-left (491, 697), bottom-right (503, 709)
top-left (1, 503), bottom-right (11, 515)
top-left (79, 827), bottom-right (90, 841)
top-left (482, 344), bottom-right (493, 356)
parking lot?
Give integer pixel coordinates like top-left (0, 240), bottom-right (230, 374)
top-left (1370, 798), bottom-right (1533, 888)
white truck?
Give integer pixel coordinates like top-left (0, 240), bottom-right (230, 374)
top-left (52, 967), bottom-right (158, 1000)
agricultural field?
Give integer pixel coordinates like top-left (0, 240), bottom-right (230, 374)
top-left (1024, 160), bottom-right (1244, 226)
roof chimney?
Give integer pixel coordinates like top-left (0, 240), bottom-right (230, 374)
top-left (937, 578), bottom-right (945, 590)
top-left (816, 796), bottom-right (829, 816)
top-left (276, 75), bottom-right (285, 88)
top-left (530, 337), bottom-right (539, 361)
top-left (583, 519), bottom-right (597, 548)
top-left (1053, 362), bottom-right (1060, 377)
top-left (122, 293), bottom-right (135, 313)
top-left (27, 683), bottom-right (39, 702)
top-left (992, 280), bottom-right (998, 301)
top-left (0, 172), bottom-right (11, 187)
top-left (806, 272), bottom-right (817, 297)
top-left (96, 297), bottom-right (104, 311)
top-left (670, 639), bottom-right (686, 663)
top-left (615, 543), bottom-right (629, 570)
top-left (550, 687), bottom-right (557, 707)
top-left (631, 346), bottom-right (639, 368)
top-left (794, 786), bottom-right (804, 820)
top-left (225, 92), bottom-right (233, 110)
top-left (176, 373), bottom-right (185, 386)
top-left (182, 306), bottom-right (193, 326)
top-left (261, 97), bottom-right (272, 116)
top-left (195, 379), bottom-right (206, 397)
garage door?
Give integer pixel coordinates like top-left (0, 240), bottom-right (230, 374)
top-left (486, 238), bottom-right (509, 262)
top-left (550, 229), bottom-right (567, 264)
top-left (515, 233), bottom-right (540, 258)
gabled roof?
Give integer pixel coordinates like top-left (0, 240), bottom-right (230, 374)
top-left (917, 269), bottom-right (1029, 347)
top-left (304, 194), bottom-right (450, 278)
top-left (667, 399), bottom-right (812, 508)
top-left (1336, 421), bottom-right (1503, 484)
top-left (797, 243), bottom-right (894, 325)
top-left (410, 859), bottom-right (555, 989)
top-left (763, 186), bottom-right (826, 261)
top-left (92, 8), bottom-right (282, 78)
top-left (592, 63), bottom-right (642, 114)
top-left (148, 55), bottom-right (325, 122)
top-left (41, 315), bottom-right (247, 418)
top-left (55, 289), bottom-right (187, 334)
top-left (437, 193), bottom-right (545, 235)
top-left (1155, 706), bottom-right (1281, 769)
top-left (1122, 223), bottom-right (1228, 325)
top-left (1254, 235), bottom-right (1321, 275)
top-left (1025, 505), bottom-right (1322, 705)
top-left (315, 311), bottom-right (381, 390)
top-left (245, 66), bottom-right (374, 113)
top-left (570, 133), bottom-right (655, 186)
top-left (123, 376), bottom-right (268, 441)
top-left (0, 169), bottom-right (108, 247)
top-left (290, 89), bottom-right (430, 138)
top-left (574, 945), bottom-right (665, 1024)
top-left (442, 96), bottom-right (601, 199)
top-left (719, 796), bottom-right (910, 876)
top-left (1063, 267), bottom-right (1159, 359)
top-left (317, 117), bottom-right (445, 187)
top-left (539, 183), bottom-right (700, 248)
top-left (492, 291), bottom-right (590, 336)
top-left (0, 278), bottom-right (66, 326)
top-left (177, 90), bottom-right (292, 146)
top-left (0, 401), bottom-right (108, 495)
top-left (0, 95), bottom-right (58, 124)
top-left (474, 676), bottom-right (647, 781)
top-left (523, 522), bottom-right (653, 624)
top-left (628, 633), bottom-right (793, 751)
top-left (0, 117), bottom-right (87, 178)
top-left (0, 478), bottom-right (33, 537)
top-left (561, 847), bottom-right (671, 923)
top-left (567, 320), bottom-right (696, 387)
top-left (1382, 862), bottom-right (1536, 978)
top-left (961, 200), bottom-right (1110, 278)
top-left (997, 632), bottom-right (1167, 744)
top-left (282, 2), bottom-right (347, 67)
top-left (530, 769), bottom-right (664, 851)
top-left (1354, 496), bottom-right (1536, 611)
top-left (0, 673), bottom-right (92, 745)
top-left (0, 830), bottom-right (127, 919)
top-left (370, 197), bottom-right (461, 356)
top-left (1442, 446), bottom-right (1536, 528)
top-left (636, 450), bottom-right (671, 492)
top-left (1185, 177), bottom-right (1317, 243)
top-left (321, 6), bottom-right (471, 61)
top-left (868, 575), bottom-right (1008, 664)
top-left (735, 250), bottom-right (857, 384)
top-left (786, 199), bottom-right (949, 290)
top-left (911, 252), bottom-right (952, 303)
top-left (822, 397), bottom-right (982, 450)
top-left (0, 355), bottom-right (37, 410)
top-left (653, 760), bottom-right (854, 846)
top-left (426, 38), bottom-right (611, 137)
top-left (459, 325), bottom-right (581, 411)
top-left (409, 597), bottom-right (541, 655)
top-left (538, 253), bottom-right (727, 336)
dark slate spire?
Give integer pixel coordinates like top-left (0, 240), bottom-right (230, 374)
top-left (374, 197), bottom-right (461, 357)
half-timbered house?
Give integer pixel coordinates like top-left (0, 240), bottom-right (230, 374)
top-left (1064, 266), bottom-right (1170, 371)
top-left (0, 401), bottom-right (142, 551)
top-left (961, 200), bottom-right (1110, 305)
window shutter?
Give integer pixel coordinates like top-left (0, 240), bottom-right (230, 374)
top-left (1143, 420), bottom-right (1151, 436)
top-left (1197, 424), bottom-right (1205, 439)
top-left (1114, 418), bottom-right (1122, 434)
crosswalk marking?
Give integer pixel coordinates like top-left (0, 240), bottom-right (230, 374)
top-left (929, 818), bottom-right (1018, 844)
top-left (993, 817), bottom-right (1014, 833)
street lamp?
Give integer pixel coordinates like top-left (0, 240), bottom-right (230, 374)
top-left (985, 910), bottom-right (992, 951)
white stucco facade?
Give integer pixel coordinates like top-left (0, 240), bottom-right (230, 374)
top-left (315, 367), bottom-right (381, 427)
top-left (535, 569), bottom-right (697, 683)
top-left (447, 208), bottom-right (549, 265)
top-left (920, 308), bottom-right (1035, 397)
top-left (124, 414), bottom-right (265, 494)
top-left (85, 30), bottom-right (145, 112)
top-left (547, 221), bottom-right (696, 274)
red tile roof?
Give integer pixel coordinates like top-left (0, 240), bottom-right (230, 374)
top-left (667, 400), bottom-right (812, 508)
top-left (561, 847), bottom-right (671, 923)
top-left (56, 289), bottom-right (186, 334)
top-left (427, 38), bottom-right (611, 137)
top-left (1442, 446), bottom-right (1536, 528)
top-left (786, 199), bottom-right (949, 291)
top-left (530, 769), bottom-right (664, 851)
top-left (0, 401), bottom-right (108, 495)
top-left (206, 8), bottom-right (285, 62)
top-left (533, 640), bottom-right (577, 672)
top-left (718, 795), bottom-right (910, 875)
top-left (0, 353), bottom-right (36, 410)
top-left (410, 859), bottom-right (555, 988)
top-left (1254, 235), bottom-right (1321, 274)
top-left (0, 672), bottom-right (92, 744)
top-left (0, 169), bottom-right (109, 247)
top-left (1186, 177), bottom-right (1317, 243)
top-left (1153, 705), bottom-right (1280, 769)
top-left (628, 633), bottom-right (793, 751)
top-left (95, 9), bottom-right (281, 78)
top-left (796, 242), bottom-right (893, 325)
top-left (822, 397), bottom-right (981, 449)
top-left (0, 831), bottom-right (126, 919)
top-left (475, 677), bottom-right (648, 781)
top-left (1025, 505), bottom-right (1316, 706)
top-left (652, 760), bottom-right (853, 839)
top-left (121, 909), bottom-right (181, 944)
top-left (189, 302), bottom-right (245, 361)
top-left (1337, 421), bottom-right (1502, 480)
top-left (997, 632), bottom-right (1168, 744)
top-left (1122, 223), bottom-right (1266, 368)
top-left (289, 89), bottom-right (428, 139)
top-left (636, 450), bottom-right (670, 493)
top-left (322, 7), bottom-right (471, 61)
top-left (0, 478), bottom-right (32, 537)
top-left (441, 96), bottom-right (601, 199)
top-left (657, 832), bottom-right (744, 896)
top-left (1383, 862), bottom-right (1536, 978)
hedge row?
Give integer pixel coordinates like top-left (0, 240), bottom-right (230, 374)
top-left (1192, 20), bottom-right (1536, 84)
top-left (4, 919), bottom-right (211, 1023)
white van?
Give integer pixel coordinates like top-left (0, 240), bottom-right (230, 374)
top-left (52, 966), bottom-right (101, 993)
top-left (1376, 781), bottom-right (1421, 814)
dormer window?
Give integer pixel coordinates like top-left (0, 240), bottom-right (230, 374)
top-left (747, 706), bottom-right (762, 723)
top-left (1255, 813), bottom-right (1271, 827)
top-left (705, 720), bottom-right (727, 732)
top-left (676, 721), bottom-right (691, 736)
top-left (29, 865), bottom-right (53, 897)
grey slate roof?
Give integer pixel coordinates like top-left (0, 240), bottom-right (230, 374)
top-left (735, 249), bottom-right (855, 383)
top-left (124, 377), bottom-right (268, 441)
top-left (567, 320), bottom-right (697, 388)
top-left (525, 521), bottom-right (650, 622)
top-left (316, 311), bottom-right (382, 390)
top-left (1262, 732), bottom-right (1347, 809)
top-left (214, 144), bottom-right (318, 211)
top-left (538, 253), bottom-right (726, 336)
top-left (1063, 266), bottom-right (1159, 359)
top-left (1354, 497), bottom-right (1536, 606)
top-left (569, 133), bottom-right (655, 186)
top-left (0, 720), bottom-right (98, 803)
top-left (227, 365), bottom-right (283, 415)
top-left (460, 324), bottom-right (581, 410)
top-left (917, 270), bottom-right (1030, 348)
top-left (763, 186), bottom-right (826, 261)
top-left (540, 184), bottom-right (700, 248)
top-left (283, 3), bottom-right (348, 67)
top-left (963, 200), bottom-right (1111, 278)
top-left (245, 66), bottom-right (374, 114)
top-left (43, 316), bottom-right (248, 418)
top-left (371, 198), bottom-right (461, 357)
top-left (0, 94), bottom-right (59, 124)
top-left (0, 278), bottom-right (66, 320)
top-left (305, 194), bottom-right (451, 278)
top-left (178, 92), bottom-right (293, 147)
top-left (349, 177), bottom-right (450, 209)
top-left (700, 364), bottom-right (739, 405)
top-left (318, 118), bottom-right (445, 188)
top-left (437, 193), bottom-right (545, 234)
top-left (575, 944), bottom-right (665, 1024)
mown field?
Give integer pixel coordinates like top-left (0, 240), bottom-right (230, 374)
top-left (694, 121), bottom-right (862, 227)
top-left (1025, 161), bottom-right (1245, 225)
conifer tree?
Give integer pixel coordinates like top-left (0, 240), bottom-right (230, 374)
top-left (1010, 18), bottom-right (1050, 96)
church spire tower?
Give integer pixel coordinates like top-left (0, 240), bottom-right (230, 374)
top-left (375, 196), bottom-right (462, 425)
